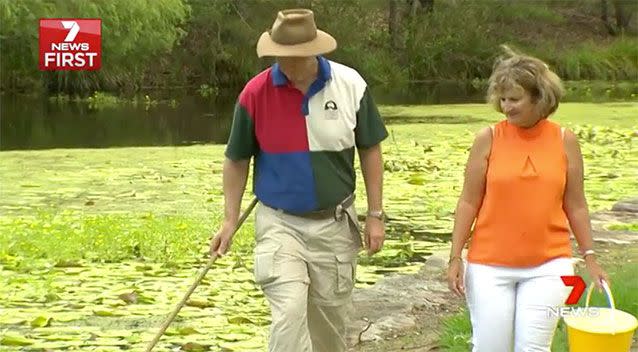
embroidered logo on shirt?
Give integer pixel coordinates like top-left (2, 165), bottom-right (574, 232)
top-left (324, 100), bottom-right (337, 110)
top-left (324, 100), bottom-right (339, 119)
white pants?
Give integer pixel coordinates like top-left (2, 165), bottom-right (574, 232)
top-left (465, 257), bottom-right (574, 352)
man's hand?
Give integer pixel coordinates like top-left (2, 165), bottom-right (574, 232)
top-left (364, 216), bottom-right (385, 255)
top-left (209, 220), bottom-right (238, 257)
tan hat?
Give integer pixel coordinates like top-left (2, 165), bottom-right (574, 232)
top-left (256, 9), bottom-right (337, 58)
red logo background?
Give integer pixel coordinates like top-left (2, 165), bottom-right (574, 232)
top-left (39, 18), bottom-right (101, 71)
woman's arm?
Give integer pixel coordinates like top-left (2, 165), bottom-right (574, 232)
top-left (447, 127), bottom-right (492, 296)
top-left (562, 129), bottom-right (609, 288)
top-left (449, 127), bottom-right (492, 260)
top-left (562, 129), bottom-right (594, 253)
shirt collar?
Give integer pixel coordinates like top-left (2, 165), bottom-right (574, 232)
top-left (271, 56), bottom-right (332, 87)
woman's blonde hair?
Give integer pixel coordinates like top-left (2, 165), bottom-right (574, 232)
top-left (487, 45), bottom-right (564, 118)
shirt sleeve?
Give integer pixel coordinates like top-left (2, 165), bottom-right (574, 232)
top-left (224, 93), bottom-right (258, 160)
top-left (355, 87), bottom-right (388, 148)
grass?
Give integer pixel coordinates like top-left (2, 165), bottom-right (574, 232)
top-left (555, 39), bottom-right (638, 81)
top-left (438, 309), bottom-right (472, 351)
top-left (606, 222), bottom-right (638, 232)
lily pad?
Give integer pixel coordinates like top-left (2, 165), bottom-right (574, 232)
top-left (186, 299), bottom-right (214, 309)
top-left (227, 316), bottom-right (254, 325)
top-left (217, 333), bottom-right (252, 342)
top-left (0, 335), bottom-right (35, 346)
top-left (93, 309), bottom-right (125, 317)
top-left (166, 327), bottom-right (201, 336)
top-left (30, 315), bottom-right (53, 327)
top-left (181, 342), bottom-right (209, 351)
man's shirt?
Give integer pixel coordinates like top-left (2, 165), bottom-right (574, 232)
top-left (225, 56), bottom-right (388, 213)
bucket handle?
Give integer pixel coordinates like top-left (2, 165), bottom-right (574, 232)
top-left (585, 279), bottom-right (614, 309)
top-left (585, 279), bottom-right (618, 334)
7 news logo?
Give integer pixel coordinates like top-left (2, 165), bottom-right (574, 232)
top-left (39, 18), bottom-right (101, 71)
top-left (547, 275), bottom-right (600, 318)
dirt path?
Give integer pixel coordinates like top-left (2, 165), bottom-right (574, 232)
top-left (346, 198), bottom-right (638, 352)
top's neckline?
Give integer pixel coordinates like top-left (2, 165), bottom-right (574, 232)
top-left (506, 118), bottom-right (548, 139)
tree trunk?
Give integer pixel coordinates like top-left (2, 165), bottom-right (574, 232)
top-left (410, 0), bottom-right (420, 18)
top-left (296, 0), bottom-right (312, 9)
top-left (601, 0), bottom-right (617, 35)
top-left (421, 0), bottom-right (434, 14)
top-left (408, 0), bottom-right (433, 18)
top-left (613, 0), bottom-right (633, 32)
top-left (389, 0), bottom-right (402, 50)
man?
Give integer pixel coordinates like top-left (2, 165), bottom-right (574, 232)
top-left (210, 8), bottom-right (388, 352)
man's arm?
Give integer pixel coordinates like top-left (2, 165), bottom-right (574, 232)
top-left (358, 144), bottom-right (385, 255)
top-left (222, 158), bottom-right (250, 227)
top-left (210, 157), bottom-right (250, 256)
top-left (222, 96), bottom-right (257, 226)
top-left (211, 91), bottom-right (256, 256)
top-left (358, 144), bottom-right (384, 212)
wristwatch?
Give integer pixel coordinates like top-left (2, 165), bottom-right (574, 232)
top-left (366, 209), bottom-right (386, 221)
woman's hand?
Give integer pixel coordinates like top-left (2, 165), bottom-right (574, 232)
top-left (584, 256), bottom-right (610, 291)
top-left (447, 258), bottom-right (466, 297)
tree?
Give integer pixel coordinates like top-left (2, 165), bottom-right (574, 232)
top-left (0, 0), bottom-right (190, 93)
top-left (409, 0), bottom-right (434, 18)
top-left (389, 0), bottom-right (402, 50)
top-left (601, 0), bottom-right (638, 35)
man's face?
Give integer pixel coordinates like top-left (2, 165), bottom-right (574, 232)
top-left (277, 56), bottom-right (315, 79)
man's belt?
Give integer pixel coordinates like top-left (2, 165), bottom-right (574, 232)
top-left (277, 194), bottom-right (355, 221)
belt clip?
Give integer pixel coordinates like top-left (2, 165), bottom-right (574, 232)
top-left (334, 203), bottom-right (344, 221)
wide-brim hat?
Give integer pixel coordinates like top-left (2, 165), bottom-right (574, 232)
top-left (256, 9), bottom-right (337, 57)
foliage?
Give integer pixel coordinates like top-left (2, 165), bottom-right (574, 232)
top-left (553, 39), bottom-right (638, 81)
top-left (606, 222), bottom-right (638, 231)
top-left (1, 0), bottom-right (636, 94)
top-left (0, 211), bottom-right (214, 264)
top-left (439, 309), bottom-right (472, 351)
top-left (0, 0), bottom-right (190, 93)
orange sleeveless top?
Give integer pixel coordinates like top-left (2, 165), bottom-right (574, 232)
top-left (467, 119), bottom-right (572, 267)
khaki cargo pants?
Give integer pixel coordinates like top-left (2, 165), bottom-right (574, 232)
top-left (253, 202), bottom-right (362, 352)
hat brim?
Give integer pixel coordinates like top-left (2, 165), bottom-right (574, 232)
top-left (256, 30), bottom-right (337, 58)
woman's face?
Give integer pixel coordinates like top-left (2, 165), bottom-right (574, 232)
top-left (499, 87), bottom-right (540, 128)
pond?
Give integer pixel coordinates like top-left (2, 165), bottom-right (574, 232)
top-left (2, 80), bottom-right (635, 151)
top-left (0, 82), bottom-right (488, 151)
top-left (1, 83), bottom-right (636, 351)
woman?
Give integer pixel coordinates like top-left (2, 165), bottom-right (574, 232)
top-left (446, 46), bottom-right (609, 352)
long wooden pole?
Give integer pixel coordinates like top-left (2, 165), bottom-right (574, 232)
top-left (144, 197), bottom-right (259, 352)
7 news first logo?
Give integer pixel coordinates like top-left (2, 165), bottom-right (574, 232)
top-left (547, 275), bottom-right (600, 318)
top-left (39, 19), bottom-right (101, 71)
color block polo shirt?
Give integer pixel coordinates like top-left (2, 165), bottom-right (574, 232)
top-left (225, 57), bottom-right (388, 214)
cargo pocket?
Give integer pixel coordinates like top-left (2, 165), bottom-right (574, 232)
top-left (335, 252), bottom-right (357, 295)
top-left (253, 242), bottom-right (281, 286)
